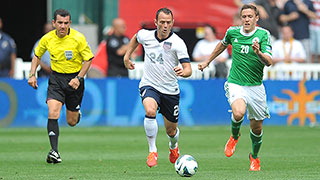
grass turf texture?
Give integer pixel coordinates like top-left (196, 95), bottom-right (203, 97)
top-left (0, 126), bottom-right (319, 180)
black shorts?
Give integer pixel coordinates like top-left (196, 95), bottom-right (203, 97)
top-left (47, 71), bottom-right (84, 111)
top-left (139, 86), bottom-right (180, 123)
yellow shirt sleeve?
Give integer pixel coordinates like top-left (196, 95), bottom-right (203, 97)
top-left (78, 34), bottom-right (94, 61)
top-left (34, 35), bottom-right (49, 58)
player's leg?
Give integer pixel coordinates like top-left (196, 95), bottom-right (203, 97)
top-left (140, 86), bottom-right (161, 167)
top-left (230, 99), bottom-right (246, 139)
top-left (249, 119), bottom-right (263, 171)
top-left (247, 84), bottom-right (269, 171)
top-left (65, 77), bottom-right (84, 126)
top-left (224, 82), bottom-right (246, 157)
top-left (66, 110), bottom-right (81, 126)
top-left (46, 72), bottom-right (65, 163)
top-left (47, 99), bottom-right (63, 163)
top-left (143, 97), bottom-right (159, 167)
top-left (164, 116), bottom-right (180, 163)
top-left (160, 93), bottom-right (180, 163)
top-left (224, 99), bottom-right (246, 157)
top-left (249, 119), bottom-right (263, 158)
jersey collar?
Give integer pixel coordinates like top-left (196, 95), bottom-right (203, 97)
top-left (55, 28), bottom-right (71, 38)
top-left (240, 26), bottom-right (257, 36)
top-left (154, 30), bottom-right (173, 43)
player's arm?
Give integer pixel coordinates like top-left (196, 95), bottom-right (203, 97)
top-left (198, 42), bottom-right (227, 71)
top-left (123, 34), bottom-right (139, 70)
top-left (68, 59), bottom-right (93, 90)
top-left (174, 61), bottom-right (192, 78)
top-left (10, 52), bottom-right (16, 77)
top-left (77, 59), bottom-right (92, 78)
top-left (28, 55), bottom-right (41, 89)
top-left (252, 41), bottom-right (273, 66)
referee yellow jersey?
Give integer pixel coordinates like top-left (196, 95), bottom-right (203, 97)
top-left (34, 28), bottom-right (94, 73)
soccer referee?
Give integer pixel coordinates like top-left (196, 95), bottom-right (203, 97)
top-left (28, 9), bottom-right (94, 164)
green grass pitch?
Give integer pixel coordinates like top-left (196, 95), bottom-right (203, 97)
top-left (0, 125), bottom-right (319, 179)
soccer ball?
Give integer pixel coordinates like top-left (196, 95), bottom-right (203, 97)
top-left (174, 155), bottom-right (198, 177)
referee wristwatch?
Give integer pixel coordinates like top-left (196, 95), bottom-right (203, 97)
top-left (28, 73), bottom-right (35, 78)
top-left (76, 76), bottom-right (84, 81)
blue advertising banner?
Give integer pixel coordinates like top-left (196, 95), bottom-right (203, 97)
top-left (0, 78), bottom-right (319, 127)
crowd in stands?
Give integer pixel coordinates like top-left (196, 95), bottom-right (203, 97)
top-left (0, 0), bottom-right (319, 78)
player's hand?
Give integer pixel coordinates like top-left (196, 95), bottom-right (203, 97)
top-left (198, 61), bottom-right (209, 71)
top-left (68, 78), bottom-right (80, 90)
top-left (28, 76), bottom-right (38, 89)
top-left (174, 66), bottom-right (184, 77)
top-left (252, 41), bottom-right (260, 54)
top-left (124, 59), bottom-right (135, 70)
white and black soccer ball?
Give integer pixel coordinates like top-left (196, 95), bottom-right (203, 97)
top-left (174, 154), bottom-right (198, 177)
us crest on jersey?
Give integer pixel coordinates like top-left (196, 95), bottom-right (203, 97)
top-left (163, 42), bottom-right (172, 50)
top-left (65, 50), bottom-right (73, 60)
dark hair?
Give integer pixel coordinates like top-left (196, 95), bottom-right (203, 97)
top-left (204, 24), bottom-right (216, 34)
top-left (240, 4), bottom-right (259, 17)
top-left (281, 24), bottom-right (293, 30)
top-left (53, 9), bottom-right (71, 21)
top-left (156, 8), bottom-right (173, 20)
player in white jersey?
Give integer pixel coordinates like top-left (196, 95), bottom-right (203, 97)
top-left (198, 4), bottom-right (273, 171)
top-left (124, 8), bottom-right (192, 168)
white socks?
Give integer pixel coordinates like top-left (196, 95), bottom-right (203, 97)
top-left (144, 116), bottom-right (158, 152)
top-left (168, 127), bottom-right (180, 149)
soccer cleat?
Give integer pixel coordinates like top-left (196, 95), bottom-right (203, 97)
top-left (46, 149), bottom-right (62, 164)
top-left (224, 136), bottom-right (239, 157)
top-left (249, 153), bottom-right (261, 171)
top-left (146, 152), bottom-right (158, 167)
top-left (169, 147), bottom-right (180, 163)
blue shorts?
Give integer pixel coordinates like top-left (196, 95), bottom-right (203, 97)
top-left (139, 86), bottom-right (180, 123)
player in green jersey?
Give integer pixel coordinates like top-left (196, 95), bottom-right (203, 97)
top-left (198, 4), bottom-right (273, 171)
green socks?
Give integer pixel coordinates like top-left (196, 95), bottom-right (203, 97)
top-left (231, 116), bottom-right (243, 140)
top-left (250, 129), bottom-right (263, 159)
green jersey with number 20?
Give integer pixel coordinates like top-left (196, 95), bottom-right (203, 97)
top-left (222, 26), bottom-right (272, 86)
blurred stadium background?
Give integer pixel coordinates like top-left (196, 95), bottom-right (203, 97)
top-left (0, 1), bottom-right (319, 179)
top-left (0, 0), bottom-right (319, 127)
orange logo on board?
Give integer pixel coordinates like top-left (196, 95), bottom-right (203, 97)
top-left (273, 80), bottom-right (320, 126)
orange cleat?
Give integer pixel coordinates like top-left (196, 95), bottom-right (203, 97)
top-left (249, 153), bottom-right (261, 171)
top-left (146, 152), bottom-right (158, 167)
top-left (224, 136), bottom-right (239, 157)
top-left (169, 147), bottom-right (180, 163)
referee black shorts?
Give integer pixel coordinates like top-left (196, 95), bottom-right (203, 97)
top-left (47, 71), bottom-right (84, 111)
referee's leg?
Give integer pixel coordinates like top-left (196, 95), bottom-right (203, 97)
top-left (66, 110), bottom-right (81, 126)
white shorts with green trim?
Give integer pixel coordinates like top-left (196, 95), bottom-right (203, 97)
top-left (224, 82), bottom-right (270, 120)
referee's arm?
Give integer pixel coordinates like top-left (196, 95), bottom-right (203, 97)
top-left (77, 58), bottom-right (93, 78)
top-left (28, 55), bottom-right (41, 89)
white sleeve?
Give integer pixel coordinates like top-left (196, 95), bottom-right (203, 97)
top-left (176, 38), bottom-right (189, 59)
top-left (136, 29), bottom-right (146, 44)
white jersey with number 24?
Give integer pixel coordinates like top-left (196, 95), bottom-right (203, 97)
top-left (137, 29), bottom-right (189, 95)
